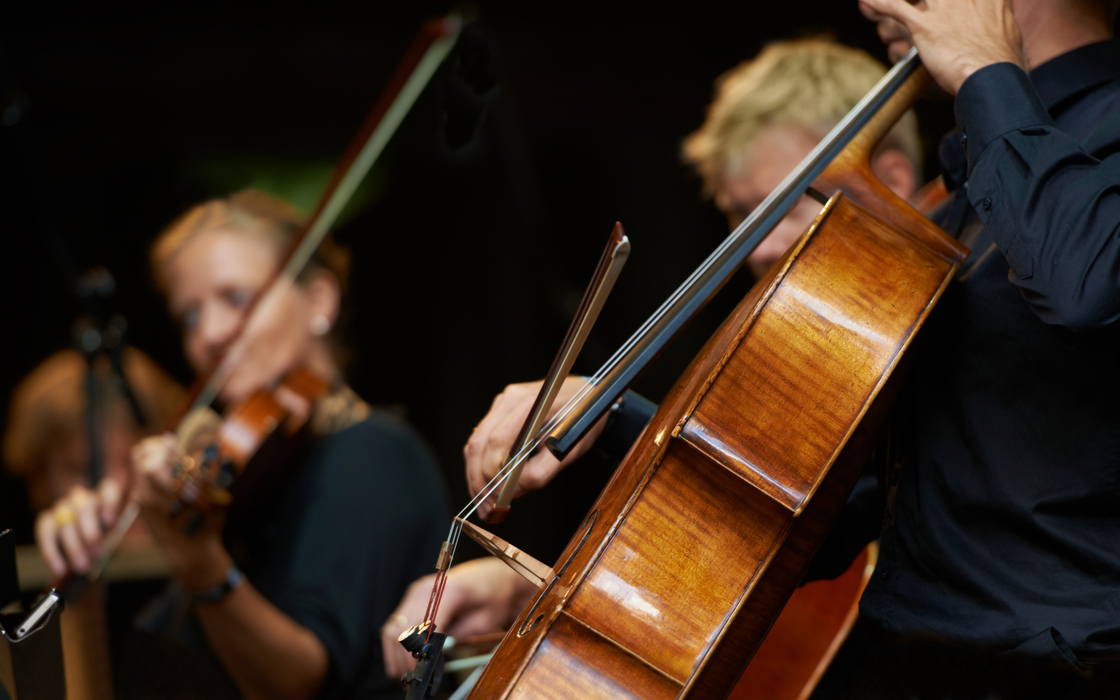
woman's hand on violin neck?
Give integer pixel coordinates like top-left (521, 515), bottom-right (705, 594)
top-left (859, 0), bottom-right (1026, 94)
top-left (464, 376), bottom-right (607, 519)
top-left (130, 433), bottom-right (231, 588)
top-left (380, 558), bottom-right (538, 681)
top-left (34, 477), bottom-right (126, 580)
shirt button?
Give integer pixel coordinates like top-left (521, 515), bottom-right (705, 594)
top-left (980, 196), bottom-right (993, 211)
top-left (879, 568), bottom-right (893, 580)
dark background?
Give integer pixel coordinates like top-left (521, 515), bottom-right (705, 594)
top-left (0, 3), bottom-right (954, 561)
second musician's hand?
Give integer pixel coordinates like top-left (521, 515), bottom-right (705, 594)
top-left (130, 433), bottom-right (231, 589)
top-left (380, 559), bottom-right (537, 681)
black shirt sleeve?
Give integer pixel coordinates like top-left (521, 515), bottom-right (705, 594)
top-left (593, 389), bottom-right (657, 461)
top-left (262, 414), bottom-right (449, 699)
top-left (955, 62), bottom-right (1120, 329)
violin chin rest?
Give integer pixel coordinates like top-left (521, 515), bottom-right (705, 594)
top-left (176, 407), bottom-right (222, 452)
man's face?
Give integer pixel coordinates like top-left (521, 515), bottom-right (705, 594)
top-left (715, 123), bottom-right (824, 280)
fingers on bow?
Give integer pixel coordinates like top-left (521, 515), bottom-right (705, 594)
top-left (464, 384), bottom-right (539, 499)
top-left (35, 486), bottom-right (102, 578)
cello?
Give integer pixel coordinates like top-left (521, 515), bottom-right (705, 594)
top-left (430, 49), bottom-right (966, 699)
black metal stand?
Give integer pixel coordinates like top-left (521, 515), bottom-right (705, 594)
top-left (0, 531), bottom-right (66, 700)
top-left (400, 623), bottom-right (448, 700)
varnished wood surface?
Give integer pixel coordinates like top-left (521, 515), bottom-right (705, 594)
top-left (469, 192), bottom-right (961, 699)
top-left (728, 544), bottom-right (877, 700)
top-left (815, 67), bottom-right (965, 264)
top-left (566, 441), bottom-right (792, 683)
top-left (508, 614), bottom-right (681, 700)
top-left (681, 197), bottom-right (953, 515)
top-left (468, 66), bottom-right (966, 700)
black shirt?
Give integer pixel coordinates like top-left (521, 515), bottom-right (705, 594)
top-left (602, 40), bottom-right (1120, 664)
top-left (860, 39), bottom-right (1120, 659)
top-left (134, 410), bottom-right (449, 699)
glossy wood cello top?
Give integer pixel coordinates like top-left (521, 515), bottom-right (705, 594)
top-left (467, 64), bottom-right (967, 700)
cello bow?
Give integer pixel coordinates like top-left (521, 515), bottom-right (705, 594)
top-left (485, 223), bottom-right (631, 524)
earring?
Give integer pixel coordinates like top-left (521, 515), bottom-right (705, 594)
top-left (310, 314), bottom-right (331, 336)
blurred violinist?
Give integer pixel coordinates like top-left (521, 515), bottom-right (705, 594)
top-left (36, 189), bottom-right (449, 700)
top-left (381, 38), bottom-right (923, 679)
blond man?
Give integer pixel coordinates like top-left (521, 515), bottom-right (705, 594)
top-left (683, 38), bottom-right (921, 279)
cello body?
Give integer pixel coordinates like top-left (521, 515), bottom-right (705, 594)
top-left (466, 67), bottom-right (967, 700)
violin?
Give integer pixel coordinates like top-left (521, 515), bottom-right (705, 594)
top-left (171, 368), bottom-right (328, 515)
top-left (422, 50), bottom-right (967, 699)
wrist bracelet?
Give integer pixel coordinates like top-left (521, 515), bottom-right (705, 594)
top-left (188, 566), bottom-right (244, 604)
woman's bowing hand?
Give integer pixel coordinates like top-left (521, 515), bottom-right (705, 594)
top-left (35, 476), bottom-right (126, 581)
top-left (130, 433), bottom-right (232, 591)
top-left (463, 376), bottom-right (609, 519)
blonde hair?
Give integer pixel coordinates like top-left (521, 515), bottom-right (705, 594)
top-left (151, 189), bottom-right (351, 297)
top-left (683, 38), bottom-right (922, 199)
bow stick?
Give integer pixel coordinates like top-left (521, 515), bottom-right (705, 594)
top-left (415, 223), bottom-right (630, 651)
top-left (486, 223), bottom-right (631, 523)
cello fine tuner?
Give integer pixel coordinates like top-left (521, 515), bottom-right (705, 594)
top-left (435, 541), bottom-right (451, 570)
top-left (398, 620), bottom-right (434, 653)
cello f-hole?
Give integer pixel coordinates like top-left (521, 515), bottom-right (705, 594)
top-left (518, 509), bottom-right (598, 637)
top-left (518, 577), bottom-right (555, 637)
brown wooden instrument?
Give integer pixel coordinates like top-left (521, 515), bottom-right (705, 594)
top-left (729, 543), bottom-right (876, 700)
top-left (462, 52), bottom-right (967, 699)
top-left (172, 368), bottom-right (328, 512)
top-left (722, 172), bottom-right (946, 700)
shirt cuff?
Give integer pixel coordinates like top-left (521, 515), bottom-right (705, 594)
top-left (954, 62), bottom-right (1056, 177)
top-left (594, 390), bottom-right (657, 461)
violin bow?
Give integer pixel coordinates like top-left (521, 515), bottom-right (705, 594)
top-left (67, 12), bottom-right (465, 595)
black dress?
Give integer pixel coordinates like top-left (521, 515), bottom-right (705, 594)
top-left (127, 408), bottom-right (449, 699)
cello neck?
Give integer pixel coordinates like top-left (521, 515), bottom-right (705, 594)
top-left (545, 50), bottom-right (926, 457)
